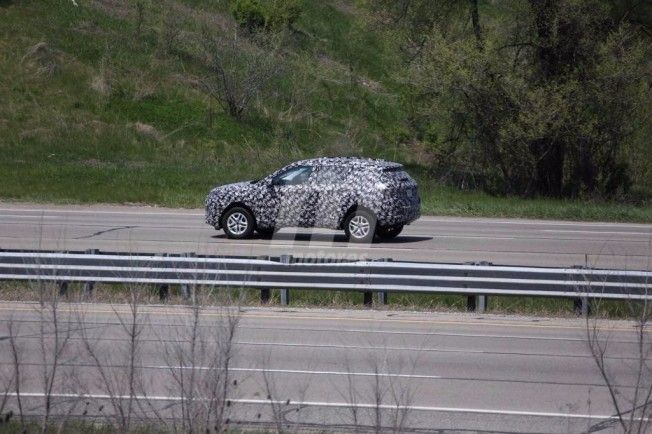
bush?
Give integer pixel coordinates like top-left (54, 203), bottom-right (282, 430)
top-left (230, 0), bottom-right (303, 33)
top-left (230, 0), bottom-right (265, 32)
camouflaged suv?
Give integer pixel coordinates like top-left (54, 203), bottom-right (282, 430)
top-left (205, 157), bottom-right (420, 243)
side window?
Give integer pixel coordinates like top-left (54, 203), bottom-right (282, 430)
top-left (312, 166), bottom-right (348, 185)
top-left (272, 165), bottom-right (312, 186)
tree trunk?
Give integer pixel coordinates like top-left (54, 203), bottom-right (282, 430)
top-left (532, 138), bottom-right (565, 197)
top-left (528, 1), bottom-right (565, 197)
top-left (469, 0), bottom-right (483, 49)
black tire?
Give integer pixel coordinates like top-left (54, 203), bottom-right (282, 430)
top-left (343, 209), bottom-right (377, 243)
top-left (377, 225), bottom-right (403, 239)
top-left (256, 226), bottom-right (276, 238)
top-left (221, 206), bottom-right (255, 239)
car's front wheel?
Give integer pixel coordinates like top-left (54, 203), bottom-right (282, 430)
top-left (344, 209), bottom-right (377, 243)
top-left (377, 225), bottom-right (403, 240)
top-left (221, 207), bottom-right (255, 239)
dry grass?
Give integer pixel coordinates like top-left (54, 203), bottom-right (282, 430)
top-left (0, 282), bottom-right (638, 319)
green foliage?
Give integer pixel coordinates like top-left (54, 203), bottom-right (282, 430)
top-left (372, 0), bottom-right (651, 200)
top-left (266, 0), bottom-right (303, 30)
top-left (230, 0), bottom-right (303, 32)
top-left (230, 0), bottom-right (265, 31)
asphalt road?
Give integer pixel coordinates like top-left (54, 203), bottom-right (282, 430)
top-left (0, 302), bottom-right (647, 432)
top-left (0, 203), bottom-right (650, 269)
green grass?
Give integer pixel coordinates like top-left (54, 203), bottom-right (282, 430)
top-left (418, 182), bottom-right (652, 222)
top-left (0, 0), bottom-right (650, 222)
top-left (0, 420), bottom-right (163, 434)
top-left (265, 289), bottom-right (643, 320)
top-left (0, 282), bottom-right (642, 320)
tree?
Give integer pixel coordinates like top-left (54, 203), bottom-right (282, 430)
top-left (201, 30), bottom-right (283, 120)
top-left (585, 292), bottom-right (652, 432)
top-left (370, 0), bottom-right (651, 198)
top-left (367, 0), bottom-right (482, 60)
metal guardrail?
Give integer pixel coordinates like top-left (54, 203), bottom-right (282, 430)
top-left (0, 249), bottom-right (650, 312)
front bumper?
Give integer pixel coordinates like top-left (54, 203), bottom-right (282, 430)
top-left (204, 195), bottom-right (220, 228)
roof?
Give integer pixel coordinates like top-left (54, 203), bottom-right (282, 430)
top-left (295, 157), bottom-right (401, 169)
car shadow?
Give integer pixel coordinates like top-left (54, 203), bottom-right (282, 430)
top-left (212, 232), bottom-right (432, 244)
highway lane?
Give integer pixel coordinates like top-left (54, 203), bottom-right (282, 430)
top-left (0, 202), bottom-right (650, 269)
top-left (0, 302), bottom-right (648, 432)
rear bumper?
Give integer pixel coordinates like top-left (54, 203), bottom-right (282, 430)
top-left (378, 195), bottom-right (421, 227)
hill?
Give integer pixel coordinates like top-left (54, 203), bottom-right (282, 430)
top-left (0, 0), bottom-right (650, 222)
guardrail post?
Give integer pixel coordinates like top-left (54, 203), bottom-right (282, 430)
top-left (180, 252), bottom-right (195, 301)
top-left (279, 255), bottom-right (292, 306)
top-left (58, 281), bottom-right (68, 297)
top-left (573, 297), bottom-right (591, 317)
top-left (478, 295), bottom-right (487, 313)
top-left (467, 295), bottom-right (488, 312)
top-left (159, 284), bottom-right (169, 301)
top-left (83, 249), bottom-right (99, 298)
top-left (376, 291), bottom-right (388, 305)
top-left (158, 254), bottom-right (169, 301)
top-left (571, 265), bottom-right (592, 317)
top-left (280, 288), bottom-right (290, 306)
top-left (257, 255), bottom-right (271, 303)
top-left (465, 261), bottom-right (491, 312)
top-left (363, 291), bottom-right (373, 307)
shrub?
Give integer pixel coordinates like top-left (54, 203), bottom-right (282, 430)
top-left (230, 0), bottom-right (266, 32)
top-left (230, 0), bottom-right (303, 33)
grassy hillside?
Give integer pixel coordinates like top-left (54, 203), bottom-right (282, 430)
top-left (0, 0), bottom-right (650, 222)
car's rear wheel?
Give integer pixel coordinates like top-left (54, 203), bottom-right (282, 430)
top-left (377, 225), bottom-right (403, 240)
top-left (344, 209), bottom-right (376, 243)
top-left (221, 207), bottom-right (255, 239)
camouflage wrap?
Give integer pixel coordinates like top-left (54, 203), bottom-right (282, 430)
top-left (205, 157), bottom-right (420, 232)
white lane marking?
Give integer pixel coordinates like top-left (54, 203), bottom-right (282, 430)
top-left (1, 361), bottom-right (638, 389)
top-left (239, 325), bottom-right (590, 342)
top-left (419, 216), bottom-right (652, 229)
top-left (169, 366), bottom-right (439, 380)
top-left (0, 208), bottom-right (204, 217)
top-left (0, 362), bottom-right (440, 380)
top-left (0, 215), bottom-right (61, 220)
top-left (3, 316), bottom-right (638, 343)
top-left (8, 392), bottom-right (645, 421)
top-left (0, 333), bottom-right (615, 359)
top-left (0, 240), bottom-right (414, 252)
top-left (542, 229), bottom-right (652, 236)
top-left (234, 340), bottom-right (593, 358)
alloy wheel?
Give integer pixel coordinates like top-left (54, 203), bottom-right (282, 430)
top-left (348, 215), bottom-right (370, 239)
top-left (226, 212), bottom-right (248, 235)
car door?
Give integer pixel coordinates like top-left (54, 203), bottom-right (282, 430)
top-left (310, 165), bottom-right (351, 228)
top-left (270, 165), bottom-right (316, 228)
